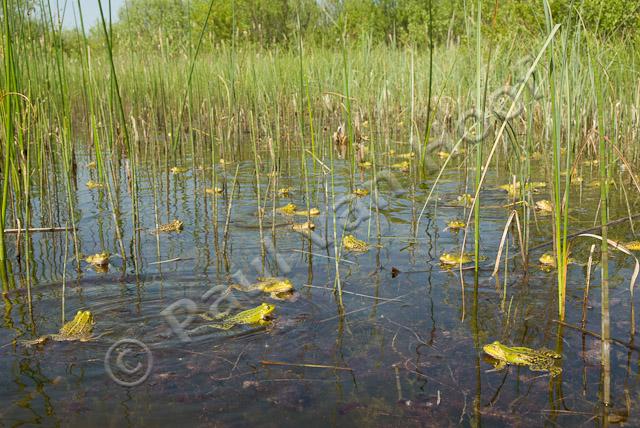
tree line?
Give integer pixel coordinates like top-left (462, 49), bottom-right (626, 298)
top-left (6, 0), bottom-right (640, 54)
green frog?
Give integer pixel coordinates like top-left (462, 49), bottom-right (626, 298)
top-left (391, 161), bottom-right (410, 172)
top-left (439, 252), bottom-right (473, 266)
top-left (292, 221), bottom-right (315, 232)
top-left (499, 181), bottom-right (546, 196)
top-left (86, 180), bottom-right (104, 190)
top-left (193, 303), bottom-right (276, 331)
top-left (539, 253), bottom-right (556, 269)
top-left (445, 219), bottom-right (466, 231)
top-left (342, 234), bottom-right (369, 252)
top-left (535, 199), bottom-right (552, 213)
top-left (229, 277), bottom-right (295, 299)
top-left (483, 341), bottom-right (562, 377)
top-left (397, 152), bottom-right (415, 159)
top-left (85, 252), bottom-right (110, 266)
top-left (454, 193), bottom-right (474, 207)
top-left (277, 203), bottom-right (298, 215)
top-left (623, 241), bottom-right (640, 251)
top-left (23, 310), bottom-right (96, 347)
top-left (170, 166), bottom-right (188, 174)
top-left (293, 208), bottom-right (320, 216)
top-left (278, 187), bottom-right (292, 197)
top-left (205, 187), bottom-right (223, 195)
top-left (155, 219), bottom-right (184, 233)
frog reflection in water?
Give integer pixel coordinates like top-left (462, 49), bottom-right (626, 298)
top-left (483, 341), bottom-right (562, 377)
top-left (23, 310), bottom-right (96, 347)
top-left (229, 277), bottom-right (295, 300)
top-left (191, 303), bottom-right (276, 332)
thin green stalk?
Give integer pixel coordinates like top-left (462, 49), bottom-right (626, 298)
top-left (473, 0), bottom-right (482, 271)
top-left (544, 0), bottom-right (567, 319)
top-left (594, 50), bottom-right (611, 407)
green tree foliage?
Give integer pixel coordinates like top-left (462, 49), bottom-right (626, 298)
top-left (579, 0), bottom-right (640, 36)
top-left (24, 0), bottom-right (640, 54)
top-left (115, 0), bottom-right (191, 52)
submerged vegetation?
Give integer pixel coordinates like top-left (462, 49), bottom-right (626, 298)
top-left (2, 0), bottom-right (640, 424)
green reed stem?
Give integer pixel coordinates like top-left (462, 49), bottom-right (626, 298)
top-left (473, 0), bottom-right (482, 271)
top-left (594, 49), bottom-right (611, 406)
top-left (544, 0), bottom-right (567, 320)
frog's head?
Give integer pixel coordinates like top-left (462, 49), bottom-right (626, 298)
top-left (483, 341), bottom-right (506, 359)
top-left (263, 279), bottom-right (294, 293)
top-left (259, 303), bottom-right (276, 318)
top-left (87, 252), bottom-right (110, 265)
top-left (539, 253), bottom-right (556, 266)
top-left (61, 310), bottom-right (94, 335)
top-left (75, 310), bottom-right (95, 327)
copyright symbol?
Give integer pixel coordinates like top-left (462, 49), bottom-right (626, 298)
top-left (104, 338), bottom-right (153, 387)
top-left (458, 108), bottom-right (492, 144)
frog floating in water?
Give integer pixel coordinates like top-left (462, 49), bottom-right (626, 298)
top-left (170, 166), bottom-right (188, 174)
top-left (539, 252), bottom-right (575, 270)
top-left (588, 178), bottom-right (615, 188)
top-left (539, 253), bottom-right (556, 270)
top-left (294, 208), bottom-right (320, 217)
top-left (292, 221), bottom-right (315, 232)
top-left (499, 181), bottom-right (546, 196)
top-left (623, 241), bottom-right (640, 251)
top-left (445, 219), bottom-right (466, 231)
top-left (483, 340), bottom-right (562, 377)
top-left (391, 161), bottom-right (410, 172)
top-left (439, 252), bottom-right (473, 266)
top-left (193, 303), bottom-right (275, 331)
top-left (278, 187), bottom-right (292, 197)
top-left (87, 161), bottom-right (97, 169)
top-left (85, 252), bottom-right (110, 267)
top-left (353, 188), bottom-right (369, 197)
top-left (204, 186), bottom-right (223, 195)
top-left (229, 277), bottom-right (295, 299)
top-left (535, 199), bottom-right (552, 213)
top-left (454, 193), bottom-right (474, 207)
top-left (155, 219), bottom-right (184, 233)
top-left (397, 152), bottom-right (415, 159)
top-left (23, 310), bottom-right (96, 347)
top-left (84, 252), bottom-right (110, 272)
top-left (358, 161), bottom-right (372, 168)
top-left (277, 203), bottom-right (298, 215)
top-left (205, 187), bottom-right (223, 195)
top-left (342, 235), bottom-right (369, 252)
top-left (86, 180), bottom-right (104, 190)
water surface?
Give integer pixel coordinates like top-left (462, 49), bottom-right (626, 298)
top-left (1, 151), bottom-right (638, 426)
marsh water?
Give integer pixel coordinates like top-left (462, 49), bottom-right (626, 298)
top-left (2, 149), bottom-right (640, 427)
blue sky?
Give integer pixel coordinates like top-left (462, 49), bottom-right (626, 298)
top-left (55, 0), bottom-right (125, 28)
